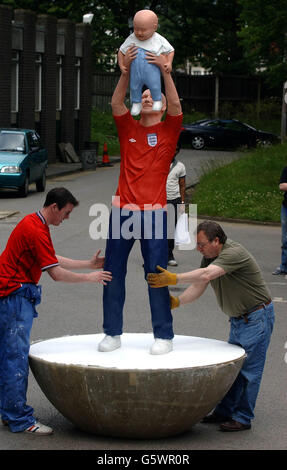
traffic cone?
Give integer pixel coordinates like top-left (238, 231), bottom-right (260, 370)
top-left (99, 142), bottom-right (113, 167)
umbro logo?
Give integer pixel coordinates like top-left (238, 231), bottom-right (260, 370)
top-left (129, 138), bottom-right (136, 142)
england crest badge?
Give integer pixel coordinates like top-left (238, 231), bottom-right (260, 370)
top-left (147, 133), bottom-right (157, 147)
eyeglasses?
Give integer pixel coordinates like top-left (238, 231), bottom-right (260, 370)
top-left (196, 241), bottom-right (211, 249)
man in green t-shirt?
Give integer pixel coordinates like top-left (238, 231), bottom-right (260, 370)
top-left (147, 220), bottom-right (275, 432)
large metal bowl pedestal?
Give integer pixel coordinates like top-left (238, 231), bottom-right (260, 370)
top-left (29, 333), bottom-right (245, 439)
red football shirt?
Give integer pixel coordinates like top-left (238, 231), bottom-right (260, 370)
top-left (0, 211), bottom-right (59, 297)
top-left (113, 111), bottom-right (183, 210)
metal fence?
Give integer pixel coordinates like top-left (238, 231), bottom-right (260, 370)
top-left (92, 72), bottom-right (261, 115)
top-left (92, 72), bottom-right (120, 111)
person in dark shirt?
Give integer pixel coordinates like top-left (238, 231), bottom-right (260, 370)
top-left (273, 166), bottom-right (287, 275)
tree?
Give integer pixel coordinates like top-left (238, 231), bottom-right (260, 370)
top-left (238, 0), bottom-right (287, 87)
top-left (150, 0), bottom-right (253, 75)
top-left (1, 0), bottom-right (138, 69)
top-left (2, 0), bottom-right (274, 78)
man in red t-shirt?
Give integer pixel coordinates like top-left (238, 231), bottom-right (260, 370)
top-left (98, 46), bottom-right (183, 355)
top-left (0, 187), bottom-right (112, 435)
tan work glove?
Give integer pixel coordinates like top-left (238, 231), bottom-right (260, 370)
top-left (170, 295), bottom-right (180, 310)
top-left (147, 265), bottom-right (177, 288)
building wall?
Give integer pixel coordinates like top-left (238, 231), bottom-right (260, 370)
top-left (37, 14), bottom-right (57, 160)
top-left (58, 19), bottom-right (75, 147)
top-left (14, 9), bottom-right (36, 130)
top-left (0, 6), bottom-right (92, 162)
top-left (0, 5), bottom-right (13, 128)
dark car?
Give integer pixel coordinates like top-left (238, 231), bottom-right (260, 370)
top-left (179, 118), bottom-right (280, 150)
top-left (0, 128), bottom-right (48, 196)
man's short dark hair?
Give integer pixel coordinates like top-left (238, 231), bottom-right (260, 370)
top-left (197, 220), bottom-right (227, 244)
top-left (43, 187), bottom-right (79, 210)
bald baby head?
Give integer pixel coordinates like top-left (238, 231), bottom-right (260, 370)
top-left (133, 10), bottom-right (158, 41)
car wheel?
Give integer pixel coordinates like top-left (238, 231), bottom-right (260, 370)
top-left (191, 136), bottom-right (205, 150)
top-left (36, 171), bottom-right (46, 192)
top-left (19, 174), bottom-right (29, 197)
top-left (257, 139), bottom-right (272, 148)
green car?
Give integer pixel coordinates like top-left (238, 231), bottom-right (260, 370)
top-left (0, 128), bottom-right (48, 197)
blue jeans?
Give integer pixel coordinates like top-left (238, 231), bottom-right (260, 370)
top-left (130, 48), bottom-right (162, 103)
top-left (103, 208), bottom-right (173, 339)
top-left (215, 302), bottom-right (275, 425)
top-left (280, 204), bottom-right (287, 271)
top-left (0, 284), bottom-right (41, 432)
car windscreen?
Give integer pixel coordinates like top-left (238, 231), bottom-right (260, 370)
top-left (0, 132), bottom-right (25, 152)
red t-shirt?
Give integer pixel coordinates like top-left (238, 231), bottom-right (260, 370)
top-left (113, 111), bottom-right (183, 210)
top-left (0, 211), bottom-right (59, 297)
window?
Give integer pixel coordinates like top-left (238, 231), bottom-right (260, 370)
top-left (75, 58), bottom-right (80, 110)
top-left (203, 120), bottom-right (222, 128)
top-left (0, 131), bottom-right (25, 152)
top-left (224, 121), bottom-right (245, 131)
top-left (11, 51), bottom-right (19, 113)
top-left (35, 53), bottom-right (42, 112)
top-left (27, 131), bottom-right (43, 150)
top-left (56, 56), bottom-right (62, 111)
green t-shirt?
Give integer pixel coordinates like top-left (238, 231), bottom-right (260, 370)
top-left (200, 239), bottom-right (271, 317)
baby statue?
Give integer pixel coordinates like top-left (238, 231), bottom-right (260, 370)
top-left (118, 9), bottom-right (174, 116)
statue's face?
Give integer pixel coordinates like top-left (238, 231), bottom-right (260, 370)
top-left (133, 15), bottom-right (157, 41)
